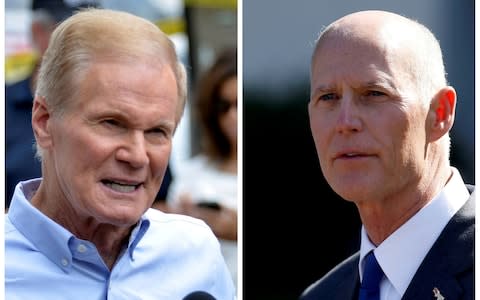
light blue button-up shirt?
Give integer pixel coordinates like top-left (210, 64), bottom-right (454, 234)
top-left (6, 179), bottom-right (236, 300)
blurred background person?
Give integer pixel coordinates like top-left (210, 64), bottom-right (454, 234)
top-left (165, 48), bottom-right (238, 287)
top-left (6, 0), bottom-right (100, 210)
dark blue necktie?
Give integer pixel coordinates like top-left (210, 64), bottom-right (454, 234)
top-left (359, 251), bottom-right (384, 300)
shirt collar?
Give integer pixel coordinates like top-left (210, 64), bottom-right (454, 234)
top-left (359, 167), bottom-right (469, 296)
top-left (8, 179), bottom-right (152, 271)
top-left (8, 179), bottom-right (75, 272)
top-left (128, 214), bottom-right (150, 260)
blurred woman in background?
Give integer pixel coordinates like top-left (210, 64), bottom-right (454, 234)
top-left (167, 48), bottom-right (238, 286)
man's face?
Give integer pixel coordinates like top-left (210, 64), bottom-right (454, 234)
top-left (47, 61), bottom-right (178, 226)
top-left (309, 34), bottom-right (429, 204)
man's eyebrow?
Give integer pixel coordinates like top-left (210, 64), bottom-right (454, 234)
top-left (310, 73), bottom-right (399, 96)
top-left (362, 79), bottom-right (396, 90)
top-left (363, 70), bottom-right (398, 90)
top-left (311, 84), bottom-right (336, 98)
top-left (149, 120), bottom-right (176, 132)
top-left (91, 108), bottom-right (176, 131)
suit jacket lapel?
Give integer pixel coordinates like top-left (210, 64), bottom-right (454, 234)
top-left (402, 192), bottom-right (475, 300)
top-left (331, 253), bottom-right (360, 300)
top-left (302, 252), bottom-right (360, 300)
top-left (338, 268), bottom-right (359, 300)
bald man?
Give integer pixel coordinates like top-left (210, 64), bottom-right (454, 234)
top-left (300, 10), bottom-right (474, 300)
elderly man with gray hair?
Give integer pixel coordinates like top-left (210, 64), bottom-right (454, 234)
top-left (5, 8), bottom-right (235, 300)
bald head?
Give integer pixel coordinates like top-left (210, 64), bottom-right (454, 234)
top-left (308, 10), bottom-right (455, 205)
top-left (312, 10), bottom-right (447, 103)
top-left (323, 10), bottom-right (415, 38)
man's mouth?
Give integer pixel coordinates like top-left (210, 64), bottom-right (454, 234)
top-left (343, 153), bottom-right (361, 158)
top-left (101, 180), bottom-right (142, 193)
top-left (334, 151), bottom-right (374, 160)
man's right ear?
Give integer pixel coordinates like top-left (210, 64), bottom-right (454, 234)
top-left (32, 96), bottom-right (54, 150)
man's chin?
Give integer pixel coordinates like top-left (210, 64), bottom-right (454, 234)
top-left (330, 181), bottom-right (375, 203)
top-left (99, 207), bottom-right (146, 227)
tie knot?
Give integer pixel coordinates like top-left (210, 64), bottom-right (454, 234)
top-left (359, 251), bottom-right (384, 300)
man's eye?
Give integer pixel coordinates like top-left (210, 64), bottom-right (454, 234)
top-left (103, 119), bottom-right (120, 127)
top-left (366, 90), bottom-right (386, 97)
top-left (148, 128), bottom-right (166, 135)
top-left (319, 93), bottom-right (337, 101)
top-left (147, 127), bottom-right (171, 139)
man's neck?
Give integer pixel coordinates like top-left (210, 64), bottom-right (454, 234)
top-left (30, 182), bottom-right (133, 270)
top-left (359, 166), bottom-right (453, 245)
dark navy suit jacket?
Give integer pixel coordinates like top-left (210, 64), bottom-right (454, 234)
top-left (300, 186), bottom-right (475, 300)
top-left (6, 77), bottom-right (42, 208)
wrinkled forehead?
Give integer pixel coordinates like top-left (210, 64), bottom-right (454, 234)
top-left (310, 26), bottom-right (420, 97)
top-left (312, 31), bottom-right (389, 78)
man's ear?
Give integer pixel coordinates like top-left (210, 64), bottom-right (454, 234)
top-left (427, 86), bottom-right (456, 142)
top-left (32, 96), bottom-right (54, 150)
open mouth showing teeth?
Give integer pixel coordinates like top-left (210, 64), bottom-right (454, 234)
top-left (102, 180), bottom-right (141, 193)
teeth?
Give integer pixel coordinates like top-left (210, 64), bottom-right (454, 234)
top-left (105, 182), bottom-right (137, 193)
top-left (346, 153), bottom-right (357, 157)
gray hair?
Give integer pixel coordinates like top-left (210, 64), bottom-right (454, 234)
top-left (34, 8), bottom-right (187, 160)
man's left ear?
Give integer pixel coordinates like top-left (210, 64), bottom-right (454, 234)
top-left (427, 86), bottom-right (456, 142)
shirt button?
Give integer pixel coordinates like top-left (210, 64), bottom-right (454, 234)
top-left (61, 258), bottom-right (69, 266)
top-left (77, 244), bottom-right (87, 253)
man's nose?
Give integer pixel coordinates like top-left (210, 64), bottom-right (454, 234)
top-left (115, 131), bottom-right (150, 168)
top-left (335, 95), bottom-right (362, 134)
